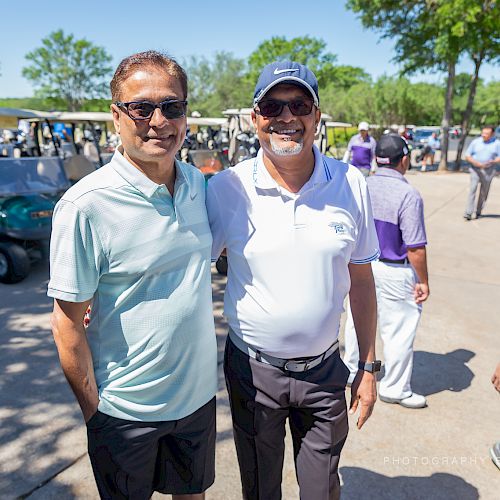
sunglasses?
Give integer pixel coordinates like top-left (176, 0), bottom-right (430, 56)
top-left (256, 97), bottom-right (315, 118)
top-left (114, 99), bottom-right (188, 121)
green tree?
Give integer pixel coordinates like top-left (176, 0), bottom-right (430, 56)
top-left (410, 82), bottom-right (445, 124)
top-left (346, 0), bottom-right (495, 170)
top-left (22, 30), bottom-right (113, 111)
top-left (329, 65), bottom-right (371, 90)
top-left (322, 81), bottom-right (377, 124)
top-left (322, 77), bottom-right (445, 129)
top-left (454, 1), bottom-right (500, 168)
top-left (184, 52), bottom-right (252, 116)
top-left (247, 36), bottom-right (369, 90)
top-left (474, 80), bottom-right (500, 126)
top-left (453, 72), bottom-right (477, 124)
top-left (247, 36), bottom-right (337, 87)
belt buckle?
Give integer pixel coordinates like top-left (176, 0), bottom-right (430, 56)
top-left (284, 360), bottom-right (308, 372)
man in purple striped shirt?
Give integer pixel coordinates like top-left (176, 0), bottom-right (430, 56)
top-left (344, 134), bottom-right (430, 409)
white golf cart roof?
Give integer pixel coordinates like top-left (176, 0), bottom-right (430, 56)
top-left (325, 121), bottom-right (352, 128)
top-left (222, 108), bottom-right (253, 116)
top-left (0, 108), bottom-right (113, 124)
top-left (0, 107), bottom-right (59, 120)
top-left (55, 111), bottom-right (113, 123)
top-left (187, 117), bottom-right (228, 127)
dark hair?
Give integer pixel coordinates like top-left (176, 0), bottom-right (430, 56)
top-left (110, 50), bottom-right (187, 101)
top-left (482, 125), bottom-right (495, 133)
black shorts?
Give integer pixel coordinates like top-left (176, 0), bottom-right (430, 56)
top-left (87, 397), bottom-right (216, 499)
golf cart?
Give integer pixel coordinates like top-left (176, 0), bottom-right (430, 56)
top-left (53, 111), bottom-right (116, 168)
top-left (0, 157), bottom-right (70, 283)
top-left (185, 116), bottom-right (229, 151)
top-left (223, 108), bottom-right (332, 165)
top-left (324, 121), bottom-right (353, 159)
top-left (0, 107), bottom-right (105, 183)
top-left (181, 117), bottom-right (230, 181)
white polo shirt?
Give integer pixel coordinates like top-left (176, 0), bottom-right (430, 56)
top-left (206, 145), bottom-right (379, 358)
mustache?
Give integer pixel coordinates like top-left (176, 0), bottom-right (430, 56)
top-left (264, 125), bottom-right (301, 134)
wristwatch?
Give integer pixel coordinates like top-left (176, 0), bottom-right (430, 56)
top-left (358, 360), bottom-right (382, 373)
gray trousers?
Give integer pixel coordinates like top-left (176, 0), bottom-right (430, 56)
top-left (224, 336), bottom-right (350, 500)
top-left (465, 166), bottom-right (496, 216)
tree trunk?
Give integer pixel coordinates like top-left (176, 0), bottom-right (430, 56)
top-left (438, 61), bottom-right (455, 172)
top-left (454, 54), bottom-right (483, 170)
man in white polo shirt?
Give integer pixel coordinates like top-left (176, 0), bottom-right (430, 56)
top-left (48, 51), bottom-right (217, 499)
top-left (207, 61), bottom-right (380, 500)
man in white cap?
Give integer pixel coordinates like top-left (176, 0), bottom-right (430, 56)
top-left (343, 121), bottom-right (377, 177)
top-left (207, 60), bottom-right (380, 499)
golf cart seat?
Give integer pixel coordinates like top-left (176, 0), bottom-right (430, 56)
top-left (63, 155), bottom-right (96, 183)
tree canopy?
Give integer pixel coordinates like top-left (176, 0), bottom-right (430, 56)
top-left (22, 29), bottom-right (113, 111)
top-left (8, 31), bottom-right (497, 130)
top-left (346, 0), bottom-right (500, 169)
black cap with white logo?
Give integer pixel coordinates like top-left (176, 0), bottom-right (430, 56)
top-left (375, 134), bottom-right (410, 167)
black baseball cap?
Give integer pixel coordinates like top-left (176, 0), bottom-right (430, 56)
top-left (375, 134), bottom-right (410, 167)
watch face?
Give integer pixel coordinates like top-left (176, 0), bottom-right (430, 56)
top-left (359, 360), bottom-right (382, 372)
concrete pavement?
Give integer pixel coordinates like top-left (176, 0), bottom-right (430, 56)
top-left (1, 169), bottom-right (499, 499)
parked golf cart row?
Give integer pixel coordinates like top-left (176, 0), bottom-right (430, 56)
top-left (0, 106), bottom-right (353, 283)
top-left (0, 157), bottom-right (70, 283)
top-left (0, 107), bottom-right (114, 284)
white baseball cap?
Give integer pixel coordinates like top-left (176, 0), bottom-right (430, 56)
top-left (358, 121), bottom-right (370, 131)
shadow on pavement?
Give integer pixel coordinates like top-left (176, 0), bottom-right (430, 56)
top-left (0, 265), bottom-right (233, 498)
top-left (27, 482), bottom-right (80, 500)
top-left (340, 467), bottom-right (479, 500)
top-left (411, 349), bottom-right (475, 396)
top-left (0, 264), bottom-right (84, 498)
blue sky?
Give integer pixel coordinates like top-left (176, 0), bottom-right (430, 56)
top-left (0, 0), bottom-right (497, 98)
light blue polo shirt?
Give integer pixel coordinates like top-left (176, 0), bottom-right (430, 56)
top-left (466, 136), bottom-right (500, 164)
top-left (48, 149), bottom-right (217, 421)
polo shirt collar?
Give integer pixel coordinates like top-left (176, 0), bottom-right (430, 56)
top-left (304, 145), bottom-right (330, 189)
top-left (253, 144), bottom-right (328, 190)
top-left (375, 166), bottom-right (408, 183)
top-left (482, 137), bottom-right (496, 145)
top-left (356, 133), bottom-right (371, 143)
top-left (111, 147), bottom-right (193, 199)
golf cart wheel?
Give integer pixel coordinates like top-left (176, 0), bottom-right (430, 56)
top-left (0, 242), bottom-right (31, 284)
top-left (215, 256), bottom-right (228, 276)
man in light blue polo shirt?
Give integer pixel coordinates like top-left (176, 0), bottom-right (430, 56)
top-left (464, 125), bottom-right (500, 220)
top-left (48, 51), bottom-right (217, 499)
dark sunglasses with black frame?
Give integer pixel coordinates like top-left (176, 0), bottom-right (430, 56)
top-left (114, 99), bottom-right (188, 121)
top-left (255, 97), bottom-right (315, 118)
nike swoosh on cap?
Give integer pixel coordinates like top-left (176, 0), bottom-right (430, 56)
top-left (273, 68), bottom-right (299, 75)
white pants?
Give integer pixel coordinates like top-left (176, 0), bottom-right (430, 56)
top-left (344, 260), bottom-right (422, 399)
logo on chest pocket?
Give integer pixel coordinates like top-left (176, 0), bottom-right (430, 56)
top-left (328, 221), bottom-right (346, 234)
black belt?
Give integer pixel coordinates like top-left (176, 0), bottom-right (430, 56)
top-left (228, 328), bottom-right (339, 372)
top-left (379, 257), bottom-right (409, 264)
